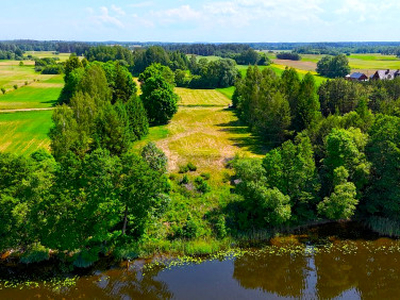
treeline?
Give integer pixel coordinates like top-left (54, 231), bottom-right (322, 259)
top-left (276, 52), bottom-right (301, 60)
top-left (231, 66), bottom-right (400, 233)
top-left (160, 43), bottom-right (251, 56)
top-left (0, 40), bottom-right (91, 55)
top-left (0, 55), bottom-right (180, 267)
top-left (84, 45), bottom-right (242, 89)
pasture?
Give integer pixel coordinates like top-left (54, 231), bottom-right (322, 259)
top-left (0, 110), bottom-right (53, 155)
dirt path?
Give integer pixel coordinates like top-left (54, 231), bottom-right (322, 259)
top-left (0, 107), bottom-right (55, 113)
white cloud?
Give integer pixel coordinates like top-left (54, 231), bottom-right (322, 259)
top-left (334, 0), bottom-right (400, 22)
top-left (152, 5), bottom-right (203, 22)
top-left (129, 1), bottom-right (154, 8)
top-left (111, 5), bottom-right (126, 16)
top-left (90, 6), bottom-right (125, 28)
top-left (202, 0), bottom-right (325, 27)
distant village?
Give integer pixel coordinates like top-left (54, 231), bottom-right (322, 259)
top-left (346, 69), bottom-right (400, 81)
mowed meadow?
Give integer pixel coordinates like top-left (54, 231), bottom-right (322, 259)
top-left (135, 87), bottom-right (264, 183)
top-left (0, 53), bottom-right (64, 154)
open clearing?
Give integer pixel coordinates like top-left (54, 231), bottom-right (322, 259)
top-left (135, 88), bottom-right (265, 183)
top-left (175, 87), bottom-right (231, 106)
top-left (0, 110), bottom-right (53, 155)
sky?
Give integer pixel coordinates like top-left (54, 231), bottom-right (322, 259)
top-left (2, 0), bottom-right (400, 42)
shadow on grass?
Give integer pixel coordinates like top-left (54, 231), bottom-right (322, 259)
top-left (41, 99), bottom-right (59, 106)
top-left (217, 110), bottom-right (269, 156)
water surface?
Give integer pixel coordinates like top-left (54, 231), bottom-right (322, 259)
top-left (1, 222), bottom-right (399, 299)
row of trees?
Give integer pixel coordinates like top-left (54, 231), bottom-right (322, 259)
top-left (231, 66), bottom-right (400, 231)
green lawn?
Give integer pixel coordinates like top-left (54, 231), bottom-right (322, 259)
top-left (0, 110), bottom-right (53, 155)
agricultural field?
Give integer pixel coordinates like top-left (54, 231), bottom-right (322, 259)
top-left (0, 58), bottom-right (64, 155)
top-left (135, 88), bottom-right (264, 182)
top-left (24, 51), bottom-right (72, 62)
top-left (0, 110), bottom-right (53, 155)
top-left (270, 53), bottom-right (400, 76)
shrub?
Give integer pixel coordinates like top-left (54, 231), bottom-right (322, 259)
top-left (201, 172), bottom-right (211, 180)
top-left (0, 87), bottom-right (5, 95)
top-left (19, 61), bottom-right (24, 66)
top-left (187, 162), bottom-right (197, 171)
top-left (179, 164), bottom-right (189, 173)
top-left (194, 176), bottom-right (211, 193)
top-left (13, 85), bottom-right (18, 90)
top-left (20, 243), bottom-right (50, 264)
top-left (180, 174), bottom-right (190, 185)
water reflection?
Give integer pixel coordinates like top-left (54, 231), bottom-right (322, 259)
top-left (3, 223), bottom-right (400, 299)
top-left (233, 251), bottom-right (308, 298)
top-left (0, 266), bottom-right (173, 300)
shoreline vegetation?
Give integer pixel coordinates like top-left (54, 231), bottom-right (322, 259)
top-left (1, 44), bottom-right (400, 281)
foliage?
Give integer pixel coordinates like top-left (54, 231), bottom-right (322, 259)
top-left (141, 142), bottom-right (168, 173)
top-left (140, 66), bottom-right (179, 125)
top-left (365, 115), bottom-right (400, 221)
top-left (317, 166), bottom-right (358, 220)
top-left (316, 54), bottom-right (351, 78)
top-left (234, 66), bottom-right (291, 146)
top-left (233, 158), bottom-right (291, 228)
top-left (276, 52), bottom-right (301, 61)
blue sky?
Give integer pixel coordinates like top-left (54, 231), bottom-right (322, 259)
top-left (2, 0), bottom-right (400, 42)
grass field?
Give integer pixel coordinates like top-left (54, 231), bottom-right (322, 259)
top-left (0, 60), bottom-right (64, 155)
top-left (176, 87), bottom-right (231, 106)
top-left (0, 110), bottom-right (53, 155)
top-left (271, 53), bottom-right (400, 76)
top-left (24, 51), bottom-right (72, 62)
top-left (135, 88), bottom-right (264, 182)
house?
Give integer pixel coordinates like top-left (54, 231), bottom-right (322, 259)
top-left (370, 69), bottom-right (400, 80)
top-left (345, 72), bottom-right (368, 81)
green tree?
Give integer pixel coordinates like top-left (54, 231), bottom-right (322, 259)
top-left (262, 135), bottom-right (320, 222)
top-left (294, 73), bottom-right (321, 131)
top-left (316, 55), bottom-right (351, 78)
top-left (234, 159), bottom-right (291, 228)
top-left (317, 166), bottom-right (358, 220)
top-left (141, 142), bottom-right (168, 173)
top-left (322, 128), bottom-right (370, 196)
top-left (141, 73), bottom-right (178, 125)
top-left (365, 115), bottom-right (400, 220)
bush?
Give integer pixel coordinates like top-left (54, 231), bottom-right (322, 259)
top-left (180, 174), bottom-right (190, 185)
top-left (179, 164), bottom-right (189, 173)
top-left (20, 243), bottom-right (50, 264)
top-left (0, 87), bottom-right (5, 95)
top-left (187, 162), bottom-right (197, 171)
top-left (13, 85), bottom-right (18, 90)
top-left (19, 61), bottom-right (24, 66)
top-left (194, 176), bottom-right (211, 193)
top-left (201, 172), bottom-right (211, 180)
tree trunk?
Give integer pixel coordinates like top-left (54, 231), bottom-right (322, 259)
top-left (122, 205), bottom-right (128, 235)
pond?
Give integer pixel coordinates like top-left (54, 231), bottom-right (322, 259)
top-left (1, 222), bottom-right (399, 299)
